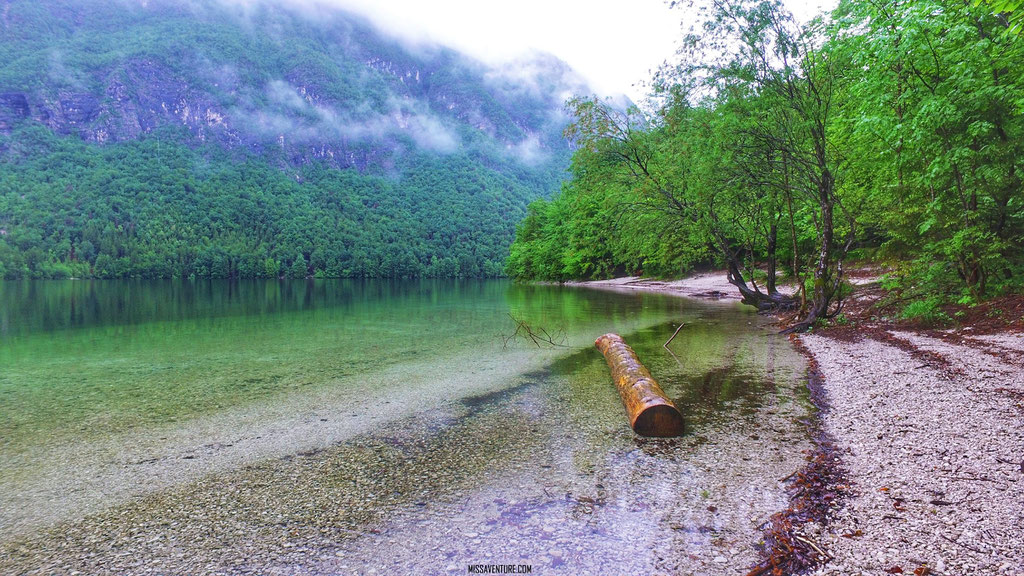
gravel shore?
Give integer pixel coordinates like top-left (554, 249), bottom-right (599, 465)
top-left (564, 272), bottom-right (742, 301)
top-left (803, 330), bottom-right (1024, 576)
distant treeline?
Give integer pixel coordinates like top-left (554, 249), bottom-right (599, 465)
top-left (507, 0), bottom-right (1024, 328)
top-left (0, 126), bottom-right (542, 279)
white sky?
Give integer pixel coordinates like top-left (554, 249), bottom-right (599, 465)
top-left (311, 0), bottom-right (839, 102)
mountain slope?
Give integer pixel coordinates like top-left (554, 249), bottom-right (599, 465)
top-left (0, 0), bottom-right (582, 279)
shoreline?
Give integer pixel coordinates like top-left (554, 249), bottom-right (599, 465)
top-left (562, 272), bottom-right (741, 302)
top-left (572, 271), bottom-right (1024, 574)
top-left (0, 284), bottom-right (813, 575)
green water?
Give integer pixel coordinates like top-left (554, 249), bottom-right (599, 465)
top-left (0, 279), bottom-right (812, 573)
top-left (0, 280), bottom-right (705, 453)
top-left (0, 281), bottom-right (708, 514)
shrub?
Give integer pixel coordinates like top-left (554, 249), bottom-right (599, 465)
top-left (899, 297), bottom-right (952, 326)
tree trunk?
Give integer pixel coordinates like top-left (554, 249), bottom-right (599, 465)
top-left (767, 222), bottom-right (779, 296)
top-left (783, 170), bottom-right (836, 333)
top-left (783, 160), bottom-right (805, 313)
top-left (723, 246), bottom-right (797, 311)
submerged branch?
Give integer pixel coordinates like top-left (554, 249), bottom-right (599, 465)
top-left (664, 322), bottom-right (686, 349)
top-left (501, 314), bottom-right (570, 349)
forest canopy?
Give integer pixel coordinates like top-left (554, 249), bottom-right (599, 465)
top-left (0, 125), bottom-right (549, 279)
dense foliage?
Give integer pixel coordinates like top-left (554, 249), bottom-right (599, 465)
top-left (0, 125), bottom-right (554, 279)
top-left (0, 0), bottom-right (575, 279)
top-left (508, 0), bottom-right (1024, 325)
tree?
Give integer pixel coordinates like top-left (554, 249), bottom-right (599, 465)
top-left (288, 253), bottom-right (308, 279)
top-left (556, 1), bottom-right (849, 327)
top-left (978, 0), bottom-right (1024, 33)
top-left (834, 0), bottom-right (1024, 299)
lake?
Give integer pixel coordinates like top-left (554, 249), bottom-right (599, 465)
top-left (0, 279), bottom-right (812, 574)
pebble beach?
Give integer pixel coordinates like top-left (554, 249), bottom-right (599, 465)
top-left (804, 330), bottom-right (1024, 576)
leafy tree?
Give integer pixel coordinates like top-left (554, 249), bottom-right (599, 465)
top-left (834, 0), bottom-right (1024, 299)
top-left (978, 0), bottom-right (1024, 33)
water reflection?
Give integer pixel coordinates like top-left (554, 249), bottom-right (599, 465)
top-left (0, 279), bottom-right (521, 338)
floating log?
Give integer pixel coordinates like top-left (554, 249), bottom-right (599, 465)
top-left (595, 333), bottom-right (684, 437)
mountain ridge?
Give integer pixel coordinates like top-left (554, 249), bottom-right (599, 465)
top-left (0, 0), bottom-right (585, 279)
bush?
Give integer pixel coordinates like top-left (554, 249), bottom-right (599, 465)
top-left (899, 297), bottom-right (952, 326)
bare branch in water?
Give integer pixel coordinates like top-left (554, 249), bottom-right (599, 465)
top-left (664, 322), bottom-right (685, 349)
top-left (501, 314), bottom-right (569, 349)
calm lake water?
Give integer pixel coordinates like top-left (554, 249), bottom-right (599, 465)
top-left (0, 279), bottom-right (812, 575)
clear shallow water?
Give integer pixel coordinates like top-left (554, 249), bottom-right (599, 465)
top-left (0, 279), bottom-right (812, 574)
top-left (0, 280), bottom-right (681, 452)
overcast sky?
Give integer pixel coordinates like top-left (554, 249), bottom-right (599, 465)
top-left (311, 0), bottom-right (839, 102)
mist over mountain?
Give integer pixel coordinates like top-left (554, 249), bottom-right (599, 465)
top-left (0, 0), bottom-right (586, 279)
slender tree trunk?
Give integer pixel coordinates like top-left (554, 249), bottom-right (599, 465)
top-left (782, 169), bottom-right (835, 333)
top-left (810, 181), bottom-right (835, 323)
top-left (766, 222), bottom-right (779, 296)
top-left (783, 156), bottom-right (804, 312)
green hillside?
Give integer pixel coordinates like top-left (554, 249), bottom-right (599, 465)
top-left (0, 0), bottom-right (580, 279)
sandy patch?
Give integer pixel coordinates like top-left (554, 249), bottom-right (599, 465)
top-left (566, 271), bottom-right (742, 301)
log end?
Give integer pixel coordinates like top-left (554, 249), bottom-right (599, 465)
top-left (595, 331), bottom-right (685, 437)
top-left (632, 403), bottom-right (685, 437)
top-left (594, 332), bottom-right (623, 353)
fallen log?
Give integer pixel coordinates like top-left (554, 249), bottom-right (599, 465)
top-left (595, 333), bottom-right (684, 437)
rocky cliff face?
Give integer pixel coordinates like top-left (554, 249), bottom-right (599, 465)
top-left (0, 0), bottom-right (584, 172)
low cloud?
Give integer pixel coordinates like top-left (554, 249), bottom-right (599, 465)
top-left (196, 58), bottom-right (242, 92)
top-left (47, 50), bottom-right (89, 90)
top-left (390, 107), bottom-right (458, 152)
top-left (507, 134), bottom-right (548, 166)
top-left (485, 51), bottom-right (588, 106)
top-left (240, 80), bottom-right (460, 153)
top-left (266, 79), bottom-right (310, 111)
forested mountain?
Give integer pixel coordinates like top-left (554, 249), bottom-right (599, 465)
top-left (508, 0), bottom-right (1024, 329)
top-left (0, 0), bottom-right (583, 279)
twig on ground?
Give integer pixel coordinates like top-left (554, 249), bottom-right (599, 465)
top-left (939, 534), bottom-right (985, 555)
